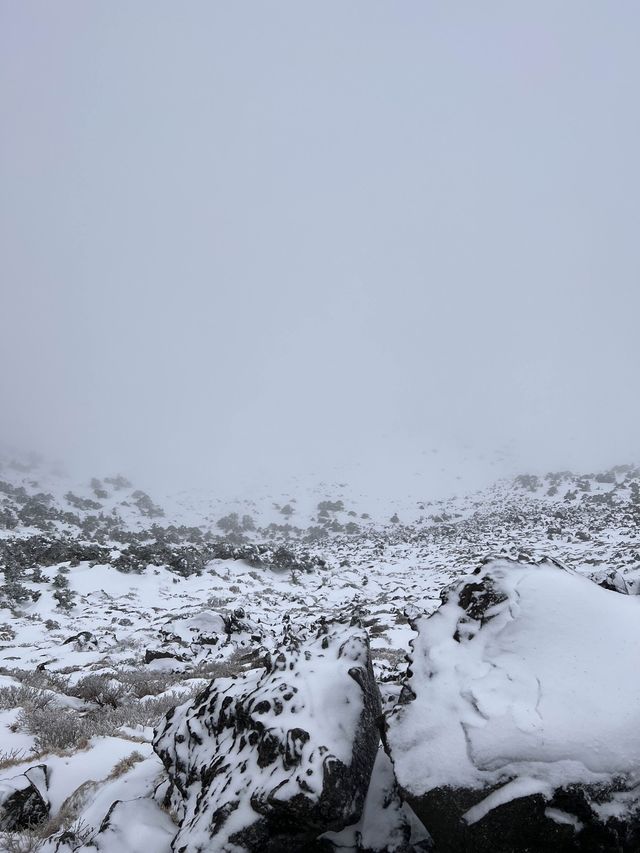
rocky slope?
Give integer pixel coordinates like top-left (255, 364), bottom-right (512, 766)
top-left (0, 455), bottom-right (639, 851)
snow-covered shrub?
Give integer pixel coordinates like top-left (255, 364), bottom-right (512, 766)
top-left (17, 707), bottom-right (87, 752)
top-left (0, 830), bottom-right (45, 852)
top-left (16, 691), bottom-right (195, 751)
top-left (12, 670), bottom-right (69, 694)
top-left (51, 572), bottom-right (76, 611)
top-left (0, 581), bottom-right (39, 607)
top-left (69, 675), bottom-right (125, 709)
top-left (52, 587), bottom-right (76, 611)
top-left (113, 668), bottom-right (181, 699)
top-left (131, 490), bottom-right (164, 518)
top-left (64, 492), bottom-right (102, 512)
top-left (0, 686), bottom-right (54, 713)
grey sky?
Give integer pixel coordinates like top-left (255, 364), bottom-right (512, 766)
top-left (2, 2), bottom-right (639, 493)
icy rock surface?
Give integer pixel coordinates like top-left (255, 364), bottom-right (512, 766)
top-left (153, 619), bottom-right (382, 852)
top-left (0, 764), bottom-right (49, 831)
top-left (386, 558), bottom-right (640, 851)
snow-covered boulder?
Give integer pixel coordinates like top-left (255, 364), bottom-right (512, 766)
top-left (386, 558), bottom-right (640, 852)
top-left (84, 798), bottom-right (176, 853)
top-left (153, 619), bottom-right (382, 852)
top-left (62, 630), bottom-right (99, 651)
top-left (593, 567), bottom-right (640, 596)
top-left (0, 764), bottom-right (49, 831)
top-left (161, 607), bottom-right (263, 650)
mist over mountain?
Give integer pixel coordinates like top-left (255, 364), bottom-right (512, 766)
top-left (3, 1), bottom-right (640, 496)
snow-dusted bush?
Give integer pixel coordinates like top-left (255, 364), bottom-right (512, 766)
top-left (16, 686), bottom-right (203, 753)
top-left (17, 707), bottom-right (87, 753)
top-left (0, 687), bottom-right (53, 713)
top-left (12, 670), bottom-right (69, 694)
top-left (68, 676), bottom-right (126, 709)
top-left (0, 830), bottom-right (45, 852)
top-left (113, 668), bottom-right (181, 699)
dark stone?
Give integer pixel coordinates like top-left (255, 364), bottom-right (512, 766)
top-left (0, 765), bottom-right (49, 831)
top-left (404, 783), bottom-right (640, 853)
top-left (144, 648), bottom-right (188, 664)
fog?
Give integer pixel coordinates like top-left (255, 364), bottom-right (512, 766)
top-left (2, 2), bottom-right (639, 497)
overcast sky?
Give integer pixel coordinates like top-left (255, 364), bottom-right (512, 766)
top-left (2, 2), bottom-right (639, 494)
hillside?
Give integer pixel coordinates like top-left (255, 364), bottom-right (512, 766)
top-left (0, 455), bottom-right (639, 850)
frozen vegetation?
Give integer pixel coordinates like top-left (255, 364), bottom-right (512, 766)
top-left (0, 455), bottom-right (639, 851)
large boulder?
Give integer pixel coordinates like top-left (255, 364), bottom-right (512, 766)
top-left (386, 558), bottom-right (640, 852)
top-left (0, 764), bottom-right (49, 831)
top-left (153, 619), bottom-right (382, 852)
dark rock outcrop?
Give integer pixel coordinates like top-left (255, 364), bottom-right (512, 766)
top-left (0, 765), bottom-right (49, 831)
top-left (144, 648), bottom-right (188, 664)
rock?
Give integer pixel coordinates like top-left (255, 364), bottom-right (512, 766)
top-left (0, 764), bottom-right (49, 831)
top-left (595, 569), bottom-right (631, 594)
top-left (160, 609), bottom-right (263, 651)
top-left (86, 797), bottom-right (176, 852)
top-left (63, 630), bottom-right (98, 651)
top-left (144, 648), bottom-right (188, 664)
top-left (321, 749), bottom-right (432, 852)
top-left (386, 558), bottom-right (640, 852)
top-left (153, 620), bottom-right (382, 852)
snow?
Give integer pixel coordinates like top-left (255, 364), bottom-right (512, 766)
top-left (544, 807), bottom-right (584, 831)
top-left (2, 456), bottom-right (640, 847)
top-left (68, 754), bottom-right (164, 833)
top-left (388, 559), bottom-right (640, 815)
top-left (83, 797), bottom-right (176, 852)
top-left (0, 738), bottom-right (155, 815)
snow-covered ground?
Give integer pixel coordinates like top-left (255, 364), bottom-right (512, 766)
top-left (0, 454), bottom-right (639, 850)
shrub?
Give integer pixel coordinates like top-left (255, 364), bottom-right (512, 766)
top-left (1, 581), bottom-right (39, 605)
top-left (53, 587), bottom-right (76, 610)
top-left (0, 685), bottom-right (54, 712)
top-left (69, 675), bottom-right (126, 709)
top-left (114, 668), bottom-right (180, 698)
top-left (0, 831), bottom-right (44, 852)
top-left (17, 706), bottom-right (87, 752)
top-left (13, 669), bottom-right (69, 693)
top-left (0, 623), bottom-right (16, 641)
top-left (317, 500), bottom-right (344, 512)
